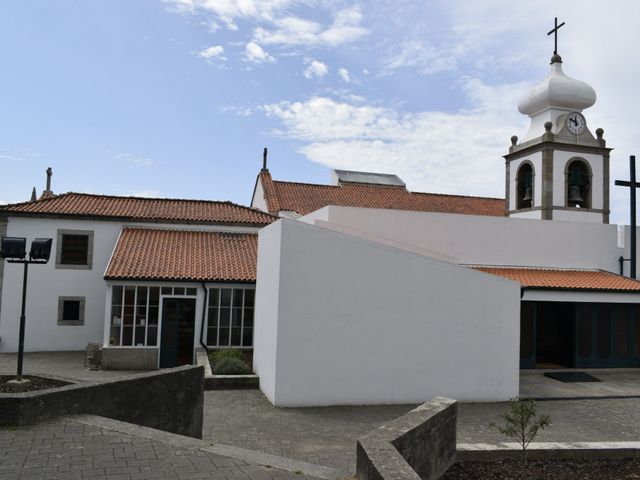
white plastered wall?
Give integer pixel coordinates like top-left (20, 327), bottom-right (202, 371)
top-left (0, 217), bottom-right (121, 352)
top-left (0, 216), bottom-right (261, 353)
top-left (254, 219), bottom-right (520, 407)
top-left (251, 177), bottom-right (268, 212)
top-left (300, 206), bottom-right (624, 272)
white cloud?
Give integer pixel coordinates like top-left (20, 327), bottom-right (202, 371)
top-left (115, 153), bottom-right (154, 167)
top-left (164, 0), bottom-right (294, 30)
top-left (261, 80), bottom-right (528, 197)
top-left (0, 200), bottom-right (7, 205)
top-left (338, 67), bottom-right (350, 83)
top-left (198, 45), bottom-right (226, 61)
top-left (0, 148), bottom-right (41, 162)
top-left (303, 60), bottom-right (328, 79)
top-left (244, 41), bottom-right (275, 63)
top-left (253, 6), bottom-right (368, 47)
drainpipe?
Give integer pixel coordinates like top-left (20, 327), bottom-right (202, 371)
top-left (199, 282), bottom-right (209, 355)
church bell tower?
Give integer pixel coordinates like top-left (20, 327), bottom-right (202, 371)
top-left (505, 19), bottom-right (612, 223)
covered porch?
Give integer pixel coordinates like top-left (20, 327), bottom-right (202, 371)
top-left (474, 266), bottom-right (640, 369)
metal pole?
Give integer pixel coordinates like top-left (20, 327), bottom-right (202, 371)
top-left (16, 262), bottom-right (28, 381)
top-left (631, 156), bottom-right (637, 279)
top-left (620, 256), bottom-right (625, 276)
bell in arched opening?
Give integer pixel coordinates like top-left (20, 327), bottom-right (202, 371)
top-left (567, 161), bottom-right (590, 208)
top-left (516, 163), bottom-right (534, 209)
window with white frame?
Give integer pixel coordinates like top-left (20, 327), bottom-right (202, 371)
top-left (110, 285), bottom-right (198, 346)
top-left (206, 287), bottom-right (254, 347)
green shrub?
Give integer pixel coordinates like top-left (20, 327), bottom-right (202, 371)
top-left (210, 349), bottom-right (245, 365)
top-left (490, 398), bottom-right (551, 464)
top-left (213, 357), bottom-right (252, 375)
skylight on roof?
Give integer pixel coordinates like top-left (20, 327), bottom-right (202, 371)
top-left (332, 169), bottom-right (406, 187)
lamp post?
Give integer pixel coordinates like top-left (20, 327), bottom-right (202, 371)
top-left (1, 236), bottom-right (52, 383)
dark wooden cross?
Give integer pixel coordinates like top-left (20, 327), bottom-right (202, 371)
top-left (547, 17), bottom-right (565, 55)
top-left (615, 155), bottom-right (639, 278)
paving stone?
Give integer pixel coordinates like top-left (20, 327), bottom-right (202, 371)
top-left (0, 418), bottom-right (321, 480)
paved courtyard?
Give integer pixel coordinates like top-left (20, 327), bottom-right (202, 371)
top-left (0, 415), bottom-right (323, 480)
top-left (3, 352), bottom-right (640, 478)
top-left (203, 390), bottom-right (640, 475)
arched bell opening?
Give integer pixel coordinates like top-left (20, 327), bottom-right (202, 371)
top-left (565, 159), bottom-right (592, 209)
top-left (516, 162), bottom-right (534, 209)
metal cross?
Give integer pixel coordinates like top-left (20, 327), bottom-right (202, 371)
top-left (615, 155), bottom-right (639, 278)
top-left (547, 17), bottom-right (565, 55)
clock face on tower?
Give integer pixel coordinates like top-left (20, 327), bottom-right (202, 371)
top-left (566, 112), bottom-right (586, 135)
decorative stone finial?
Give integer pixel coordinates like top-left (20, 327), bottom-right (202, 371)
top-left (510, 135), bottom-right (518, 146)
top-left (262, 147), bottom-right (268, 172)
top-left (596, 128), bottom-right (604, 139)
top-left (544, 121), bottom-right (553, 132)
top-left (550, 53), bottom-right (563, 64)
top-left (30, 187), bottom-right (37, 202)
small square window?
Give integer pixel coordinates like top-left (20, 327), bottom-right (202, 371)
top-left (57, 296), bottom-right (85, 326)
top-left (56, 230), bottom-right (93, 270)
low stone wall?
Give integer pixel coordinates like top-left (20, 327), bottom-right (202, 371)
top-left (0, 365), bottom-right (203, 438)
top-left (101, 346), bottom-right (158, 370)
top-left (356, 397), bottom-right (457, 480)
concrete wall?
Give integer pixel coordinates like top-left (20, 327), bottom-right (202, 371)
top-left (252, 223), bottom-right (283, 402)
top-left (0, 365), bottom-right (204, 438)
top-left (254, 219), bottom-right (520, 406)
top-left (301, 206), bottom-right (625, 272)
top-left (357, 397), bottom-right (457, 480)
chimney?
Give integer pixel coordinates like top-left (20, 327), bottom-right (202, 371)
top-left (41, 167), bottom-right (54, 198)
top-left (261, 148), bottom-right (268, 172)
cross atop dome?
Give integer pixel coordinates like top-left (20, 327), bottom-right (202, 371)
top-left (547, 17), bottom-right (565, 63)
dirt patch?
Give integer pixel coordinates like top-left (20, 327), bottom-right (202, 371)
top-left (441, 458), bottom-right (640, 480)
top-left (0, 375), bottom-right (72, 393)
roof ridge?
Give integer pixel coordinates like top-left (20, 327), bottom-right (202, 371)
top-left (411, 191), bottom-right (505, 201)
top-left (272, 178), bottom-right (503, 200)
top-left (120, 226), bottom-right (257, 236)
top-left (471, 265), bottom-right (600, 272)
top-left (62, 191), bottom-right (268, 209)
top-left (1, 192), bottom-right (68, 208)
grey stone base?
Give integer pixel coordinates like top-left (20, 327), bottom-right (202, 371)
top-left (101, 346), bottom-right (158, 370)
top-left (207, 374), bottom-right (260, 390)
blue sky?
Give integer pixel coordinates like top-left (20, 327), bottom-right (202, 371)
top-left (2, 1), bottom-right (639, 224)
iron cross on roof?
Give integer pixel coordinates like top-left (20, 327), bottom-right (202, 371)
top-left (615, 155), bottom-right (639, 279)
top-left (547, 17), bottom-right (565, 55)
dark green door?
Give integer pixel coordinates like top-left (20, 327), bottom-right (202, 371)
top-left (159, 298), bottom-right (196, 368)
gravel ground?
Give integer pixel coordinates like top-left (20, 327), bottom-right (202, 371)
top-left (0, 374), bottom-right (71, 393)
top-left (441, 458), bottom-right (640, 480)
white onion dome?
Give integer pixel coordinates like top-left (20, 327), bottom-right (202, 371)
top-left (518, 56), bottom-right (596, 116)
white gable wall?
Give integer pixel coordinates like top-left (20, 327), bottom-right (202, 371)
top-left (254, 219), bottom-right (520, 406)
top-left (301, 206), bottom-right (624, 272)
top-left (0, 217), bottom-right (121, 352)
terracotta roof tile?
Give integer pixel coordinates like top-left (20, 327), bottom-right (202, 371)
top-left (1, 192), bottom-right (275, 226)
top-left (258, 172), bottom-right (505, 216)
top-left (105, 228), bottom-right (257, 282)
top-left (472, 266), bottom-right (640, 292)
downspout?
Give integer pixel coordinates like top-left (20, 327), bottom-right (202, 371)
top-left (199, 282), bottom-right (209, 355)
